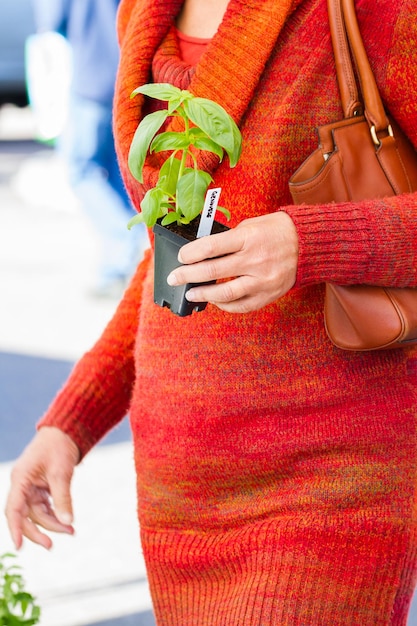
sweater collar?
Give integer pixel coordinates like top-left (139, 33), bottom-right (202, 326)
top-left (192, 0), bottom-right (300, 122)
top-left (114, 0), bottom-right (301, 195)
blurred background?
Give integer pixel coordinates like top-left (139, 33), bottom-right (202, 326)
top-left (0, 0), bottom-right (154, 624)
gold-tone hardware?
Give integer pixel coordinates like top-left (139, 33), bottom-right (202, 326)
top-left (370, 124), bottom-right (394, 147)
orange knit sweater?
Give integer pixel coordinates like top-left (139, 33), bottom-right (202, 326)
top-left (40, 1), bottom-right (417, 624)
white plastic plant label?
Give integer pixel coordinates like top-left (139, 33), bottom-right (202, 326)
top-left (196, 188), bottom-right (222, 238)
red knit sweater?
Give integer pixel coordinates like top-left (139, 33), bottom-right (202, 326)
top-left (40, 1), bottom-right (417, 624)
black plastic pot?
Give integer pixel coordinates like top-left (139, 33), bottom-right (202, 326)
top-left (153, 220), bottom-right (228, 317)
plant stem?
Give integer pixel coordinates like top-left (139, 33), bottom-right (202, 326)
top-left (176, 110), bottom-right (190, 219)
top-left (177, 113), bottom-right (190, 180)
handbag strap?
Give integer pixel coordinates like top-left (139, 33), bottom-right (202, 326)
top-left (327, 0), bottom-right (391, 139)
top-left (327, 0), bottom-right (416, 194)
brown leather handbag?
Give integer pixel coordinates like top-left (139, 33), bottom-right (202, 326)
top-left (288, 0), bottom-right (417, 351)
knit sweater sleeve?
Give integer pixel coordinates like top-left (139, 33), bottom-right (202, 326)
top-left (37, 249), bottom-right (151, 459)
top-left (283, 193), bottom-right (417, 289)
top-left (282, 3), bottom-right (417, 290)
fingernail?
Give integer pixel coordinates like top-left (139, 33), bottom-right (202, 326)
top-left (57, 512), bottom-right (73, 525)
top-left (13, 536), bottom-right (21, 551)
top-left (167, 273), bottom-right (178, 286)
top-left (185, 289), bottom-right (197, 301)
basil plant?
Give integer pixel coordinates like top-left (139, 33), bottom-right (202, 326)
top-left (127, 83), bottom-right (242, 229)
top-left (0, 553), bottom-right (41, 625)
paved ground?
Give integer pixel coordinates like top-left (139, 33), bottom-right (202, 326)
top-left (0, 104), bottom-right (155, 626)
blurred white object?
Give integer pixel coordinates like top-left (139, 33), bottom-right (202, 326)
top-left (0, 104), bottom-right (36, 140)
top-left (25, 31), bottom-right (72, 141)
top-left (11, 150), bottom-right (80, 213)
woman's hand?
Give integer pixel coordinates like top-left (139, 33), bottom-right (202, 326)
top-left (5, 426), bottom-right (81, 550)
top-left (167, 212), bottom-right (299, 313)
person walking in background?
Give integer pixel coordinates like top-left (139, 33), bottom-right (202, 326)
top-left (5, 0), bottom-right (417, 624)
top-left (31, 0), bottom-right (148, 298)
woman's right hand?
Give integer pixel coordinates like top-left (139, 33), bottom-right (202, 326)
top-left (4, 426), bottom-right (81, 550)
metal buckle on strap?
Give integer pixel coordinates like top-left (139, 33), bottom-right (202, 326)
top-left (370, 123), bottom-right (394, 147)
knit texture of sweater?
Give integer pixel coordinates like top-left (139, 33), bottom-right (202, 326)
top-left (39, 0), bottom-right (417, 624)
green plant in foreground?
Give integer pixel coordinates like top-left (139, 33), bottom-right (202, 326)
top-left (127, 83), bottom-right (242, 228)
top-left (0, 553), bottom-right (40, 625)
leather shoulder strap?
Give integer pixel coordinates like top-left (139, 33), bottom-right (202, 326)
top-left (328, 0), bottom-right (416, 193)
top-left (328, 0), bottom-right (390, 135)
top-left (327, 0), bottom-right (361, 117)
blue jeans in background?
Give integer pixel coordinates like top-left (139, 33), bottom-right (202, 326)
top-left (60, 93), bottom-right (148, 295)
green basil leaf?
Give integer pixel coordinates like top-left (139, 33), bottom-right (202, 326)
top-left (229, 120), bottom-right (243, 167)
top-left (160, 201), bottom-right (175, 213)
top-left (127, 212), bottom-right (145, 230)
top-left (131, 83), bottom-right (185, 101)
top-left (139, 187), bottom-right (165, 227)
top-left (168, 91), bottom-right (193, 114)
top-left (158, 155), bottom-right (181, 196)
top-left (161, 212), bottom-right (180, 226)
top-left (183, 97), bottom-right (242, 166)
top-left (177, 168), bottom-right (212, 222)
top-left (151, 131), bottom-right (190, 153)
top-left (189, 128), bottom-right (224, 160)
top-left (215, 205), bottom-right (231, 221)
top-left (128, 109), bottom-right (169, 182)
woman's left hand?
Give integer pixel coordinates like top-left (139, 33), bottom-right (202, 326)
top-left (167, 212), bottom-right (299, 313)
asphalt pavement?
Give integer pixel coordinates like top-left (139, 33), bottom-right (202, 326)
top-left (0, 104), bottom-right (155, 626)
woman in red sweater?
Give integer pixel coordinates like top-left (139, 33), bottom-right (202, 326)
top-left (6, 0), bottom-right (417, 624)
